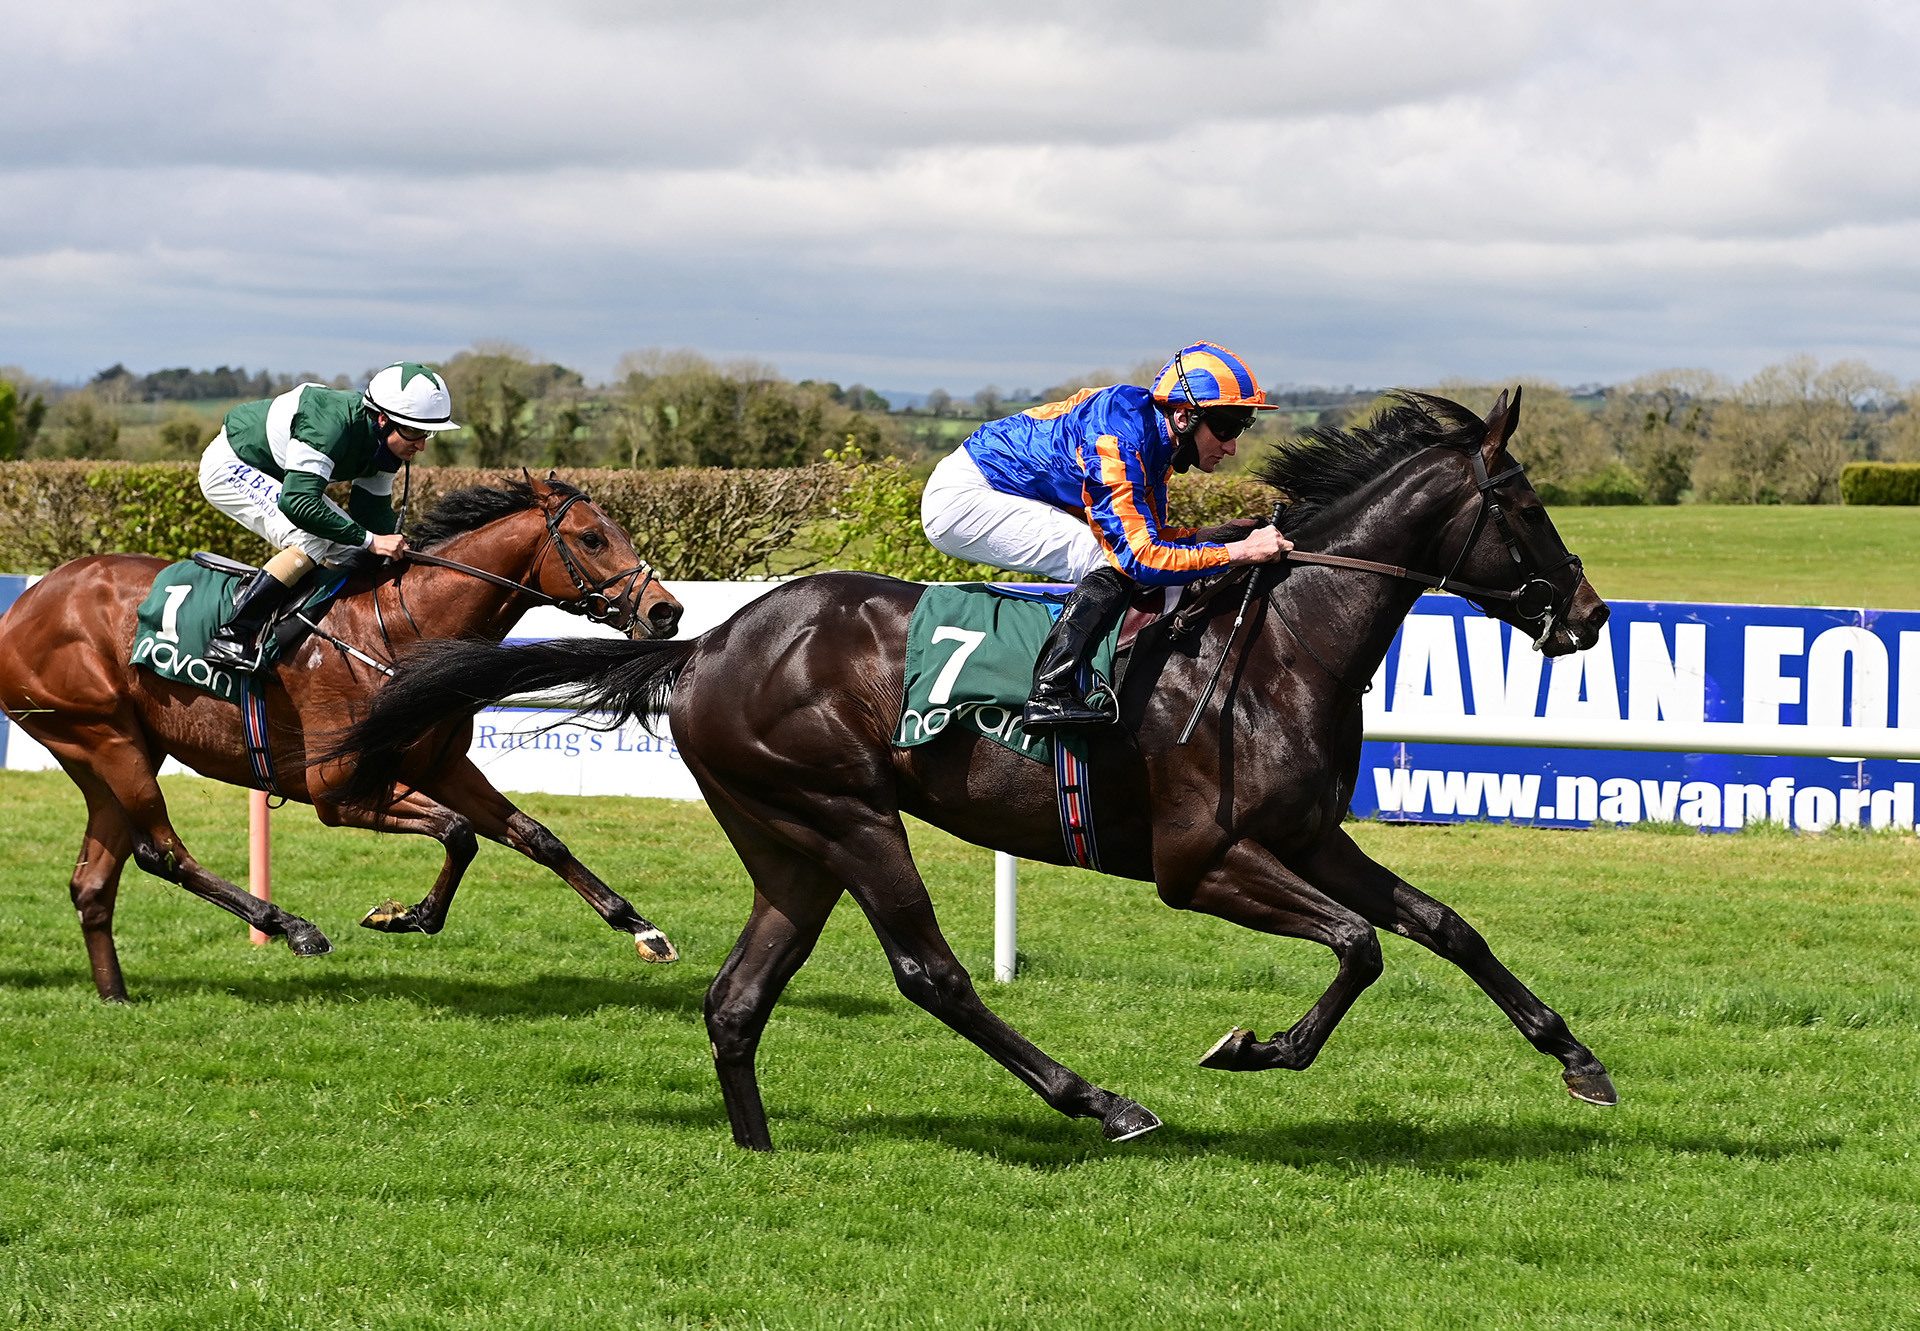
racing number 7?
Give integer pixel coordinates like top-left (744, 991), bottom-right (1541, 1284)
top-left (927, 626), bottom-right (985, 704)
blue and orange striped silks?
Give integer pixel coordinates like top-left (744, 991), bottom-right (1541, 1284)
top-left (959, 383), bottom-right (1234, 587)
top-left (1080, 429), bottom-right (1233, 587)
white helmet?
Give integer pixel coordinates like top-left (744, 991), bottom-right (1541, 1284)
top-left (364, 362), bottom-right (459, 431)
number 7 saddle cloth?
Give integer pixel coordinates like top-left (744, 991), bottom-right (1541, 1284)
top-left (895, 583), bottom-right (1124, 763)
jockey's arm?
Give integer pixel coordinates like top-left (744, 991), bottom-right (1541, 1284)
top-left (1082, 436), bottom-right (1234, 588)
top-left (279, 469), bottom-right (369, 549)
top-left (346, 482), bottom-right (400, 538)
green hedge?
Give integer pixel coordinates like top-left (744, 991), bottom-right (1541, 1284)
top-left (1839, 462), bottom-right (1920, 505)
top-left (0, 458), bottom-right (1279, 580)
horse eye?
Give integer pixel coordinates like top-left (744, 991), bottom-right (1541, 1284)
top-left (581, 531), bottom-right (606, 552)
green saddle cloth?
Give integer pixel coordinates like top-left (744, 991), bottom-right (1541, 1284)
top-left (896, 584), bottom-right (1120, 763)
top-left (130, 562), bottom-right (344, 702)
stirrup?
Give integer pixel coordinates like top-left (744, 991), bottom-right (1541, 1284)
top-left (203, 633), bottom-right (265, 672)
top-left (1023, 690), bottom-right (1117, 731)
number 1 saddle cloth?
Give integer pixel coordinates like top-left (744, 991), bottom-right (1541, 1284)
top-left (129, 558), bottom-right (348, 703)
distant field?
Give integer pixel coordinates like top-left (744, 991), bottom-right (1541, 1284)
top-left (1551, 505), bottom-right (1920, 609)
top-left (1, 773), bottom-right (1917, 1328)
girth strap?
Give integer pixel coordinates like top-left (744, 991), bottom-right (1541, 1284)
top-left (1053, 741), bottom-right (1102, 871)
top-left (239, 678), bottom-right (283, 798)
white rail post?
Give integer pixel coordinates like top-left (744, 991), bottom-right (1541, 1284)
top-left (993, 852), bottom-right (1018, 982)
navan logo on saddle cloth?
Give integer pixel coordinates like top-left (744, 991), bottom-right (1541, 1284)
top-left (129, 562), bottom-right (341, 702)
top-left (896, 584), bottom-right (1119, 762)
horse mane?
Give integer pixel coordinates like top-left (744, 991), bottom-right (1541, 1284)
top-left (1253, 391), bottom-right (1486, 529)
top-left (407, 477), bottom-right (584, 550)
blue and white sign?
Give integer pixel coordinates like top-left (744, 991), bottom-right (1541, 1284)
top-left (5, 576), bottom-right (1916, 832)
top-left (1356, 597), bottom-right (1920, 832)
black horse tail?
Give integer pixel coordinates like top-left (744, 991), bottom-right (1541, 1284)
top-left (321, 636), bottom-right (697, 807)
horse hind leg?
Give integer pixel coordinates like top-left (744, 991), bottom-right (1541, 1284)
top-left (712, 794), bottom-right (1158, 1148)
top-left (65, 779), bottom-right (135, 1002)
top-left (45, 724), bottom-right (331, 959)
top-left (337, 757), bottom-right (676, 962)
top-left (699, 823), bottom-right (846, 1150)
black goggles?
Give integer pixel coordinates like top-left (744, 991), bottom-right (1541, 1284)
top-left (1202, 408), bottom-right (1257, 441)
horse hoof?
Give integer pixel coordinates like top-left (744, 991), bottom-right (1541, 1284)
top-left (1198, 1026), bottom-right (1254, 1070)
top-left (1102, 1099), bottom-right (1162, 1143)
top-left (633, 928), bottom-right (678, 964)
top-left (284, 923), bottom-right (333, 958)
top-left (360, 902), bottom-right (427, 934)
top-left (1564, 1068), bottom-right (1619, 1106)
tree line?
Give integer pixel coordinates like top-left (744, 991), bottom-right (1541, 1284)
top-left (5, 349), bottom-right (1918, 503)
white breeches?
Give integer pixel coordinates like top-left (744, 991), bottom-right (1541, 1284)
top-left (197, 432), bottom-right (364, 566)
top-left (919, 446), bottom-right (1108, 583)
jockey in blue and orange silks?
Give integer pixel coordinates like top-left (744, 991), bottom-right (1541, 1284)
top-left (920, 341), bottom-right (1294, 730)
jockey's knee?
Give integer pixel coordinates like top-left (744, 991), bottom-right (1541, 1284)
top-left (263, 547), bottom-right (317, 585)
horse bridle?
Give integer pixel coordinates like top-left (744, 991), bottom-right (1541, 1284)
top-left (1180, 447), bottom-right (1585, 736)
top-left (397, 492), bottom-right (661, 635)
top-left (1283, 446), bottom-right (1584, 647)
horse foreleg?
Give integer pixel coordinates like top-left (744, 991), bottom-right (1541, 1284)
top-left (311, 786), bottom-right (477, 937)
top-left (393, 757), bottom-right (676, 962)
top-left (1167, 839), bottom-right (1384, 1075)
top-left (1292, 826), bottom-right (1616, 1105)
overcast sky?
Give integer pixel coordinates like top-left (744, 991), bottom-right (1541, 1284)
top-left (6, 0), bottom-right (1919, 394)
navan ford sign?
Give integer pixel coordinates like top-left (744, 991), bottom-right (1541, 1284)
top-left (1357, 598), bottom-right (1920, 832)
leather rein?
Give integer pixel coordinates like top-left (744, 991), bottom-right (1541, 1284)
top-left (1282, 449), bottom-right (1582, 637)
top-left (1179, 448), bottom-right (1584, 732)
top-left (397, 492), bottom-right (660, 633)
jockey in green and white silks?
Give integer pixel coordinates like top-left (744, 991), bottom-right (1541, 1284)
top-left (196, 361), bottom-right (459, 670)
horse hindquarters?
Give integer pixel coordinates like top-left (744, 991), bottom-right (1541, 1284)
top-left (0, 561), bottom-right (332, 997)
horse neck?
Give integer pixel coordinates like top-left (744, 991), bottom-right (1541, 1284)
top-left (1256, 448), bottom-right (1476, 691)
top-left (388, 513), bottom-right (553, 643)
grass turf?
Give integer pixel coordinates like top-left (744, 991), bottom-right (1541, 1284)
top-left (1551, 505), bottom-right (1920, 610)
top-left (2, 771), bottom-right (1917, 1328)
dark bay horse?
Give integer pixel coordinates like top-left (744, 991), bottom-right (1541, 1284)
top-left (330, 391), bottom-right (1618, 1149)
top-left (0, 474), bottom-right (684, 1001)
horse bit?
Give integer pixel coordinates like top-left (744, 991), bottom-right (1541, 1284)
top-left (397, 492), bottom-right (659, 632)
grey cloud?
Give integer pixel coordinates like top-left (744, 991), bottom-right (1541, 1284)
top-left (7, 0), bottom-right (1920, 386)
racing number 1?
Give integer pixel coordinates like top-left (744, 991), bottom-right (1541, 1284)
top-left (927, 626), bottom-right (985, 704)
top-left (155, 584), bottom-right (194, 643)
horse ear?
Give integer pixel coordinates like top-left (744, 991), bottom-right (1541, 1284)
top-left (1481, 387), bottom-right (1518, 461)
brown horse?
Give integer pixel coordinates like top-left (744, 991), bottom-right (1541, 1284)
top-left (330, 391), bottom-right (1618, 1150)
top-left (0, 474), bottom-right (684, 1002)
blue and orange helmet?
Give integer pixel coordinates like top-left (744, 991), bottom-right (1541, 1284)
top-left (1149, 342), bottom-right (1279, 411)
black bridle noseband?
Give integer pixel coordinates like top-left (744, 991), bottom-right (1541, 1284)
top-left (399, 492), bottom-right (661, 635)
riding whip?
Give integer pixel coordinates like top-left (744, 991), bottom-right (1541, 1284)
top-left (1177, 505), bottom-right (1282, 746)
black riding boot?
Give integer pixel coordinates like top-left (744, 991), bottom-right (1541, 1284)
top-left (203, 570), bottom-right (296, 671)
top-left (1023, 566), bottom-right (1133, 730)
